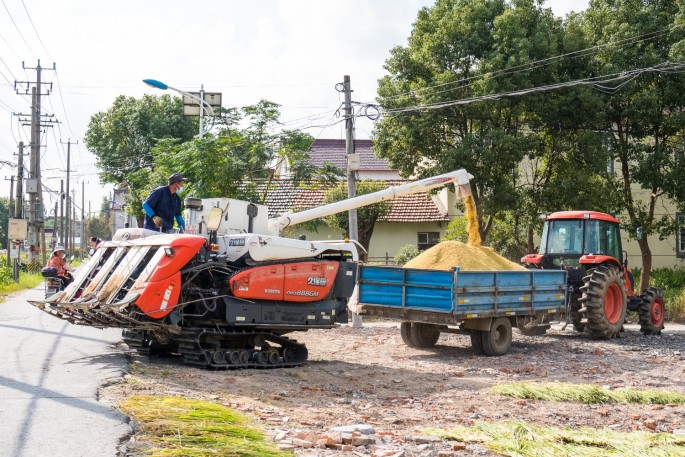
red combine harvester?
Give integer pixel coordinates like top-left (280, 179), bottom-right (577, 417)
top-left (28, 170), bottom-right (473, 368)
top-left (521, 211), bottom-right (665, 338)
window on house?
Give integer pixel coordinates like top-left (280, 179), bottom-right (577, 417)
top-left (418, 232), bottom-right (440, 251)
top-left (677, 213), bottom-right (685, 258)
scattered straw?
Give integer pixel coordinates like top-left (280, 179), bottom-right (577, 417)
top-left (493, 382), bottom-right (685, 405)
top-left (429, 420), bottom-right (685, 457)
top-left (120, 395), bottom-right (290, 457)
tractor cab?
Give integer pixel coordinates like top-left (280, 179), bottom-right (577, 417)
top-left (521, 211), bottom-right (627, 287)
top-left (537, 211), bottom-right (623, 269)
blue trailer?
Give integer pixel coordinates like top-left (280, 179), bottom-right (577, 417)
top-left (357, 266), bottom-right (568, 356)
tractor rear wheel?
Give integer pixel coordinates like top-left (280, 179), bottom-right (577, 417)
top-left (410, 323), bottom-right (441, 348)
top-left (400, 322), bottom-right (417, 347)
top-left (638, 287), bottom-right (665, 335)
top-left (579, 265), bottom-right (627, 339)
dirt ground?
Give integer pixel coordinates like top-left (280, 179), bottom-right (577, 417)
top-left (106, 318), bottom-right (685, 456)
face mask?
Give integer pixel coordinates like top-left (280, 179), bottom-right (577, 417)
top-left (177, 186), bottom-right (184, 194)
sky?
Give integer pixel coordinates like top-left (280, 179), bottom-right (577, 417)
top-left (0, 0), bottom-right (589, 214)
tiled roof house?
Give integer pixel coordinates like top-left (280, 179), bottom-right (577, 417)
top-left (268, 139), bottom-right (462, 259)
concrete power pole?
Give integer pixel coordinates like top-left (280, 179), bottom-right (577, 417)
top-left (61, 139), bottom-right (76, 253)
top-left (81, 180), bottom-right (85, 259)
top-left (14, 142), bottom-right (24, 219)
top-left (342, 75), bottom-right (358, 241)
top-left (342, 75), bottom-right (362, 328)
top-left (15, 60), bottom-right (56, 270)
top-left (59, 180), bottom-right (64, 244)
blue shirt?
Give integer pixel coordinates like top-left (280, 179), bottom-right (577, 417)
top-left (143, 185), bottom-right (182, 232)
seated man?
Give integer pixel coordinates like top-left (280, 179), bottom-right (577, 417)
top-left (48, 244), bottom-right (75, 289)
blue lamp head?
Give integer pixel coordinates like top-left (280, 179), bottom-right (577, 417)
top-left (143, 79), bottom-right (168, 90)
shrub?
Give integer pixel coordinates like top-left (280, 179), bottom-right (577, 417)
top-left (394, 244), bottom-right (420, 265)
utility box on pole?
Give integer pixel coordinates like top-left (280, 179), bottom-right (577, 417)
top-left (9, 219), bottom-right (28, 240)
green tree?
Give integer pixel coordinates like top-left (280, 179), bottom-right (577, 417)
top-left (321, 180), bottom-right (391, 259)
top-left (85, 197), bottom-right (113, 241)
top-left (151, 100), bottom-right (339, 205)
top-left (85, 94), bottom-right (197, 184)
top-left (84, 94), bottom-right (198, 224)
top-left (0, 197), bottom-right (8, 249)
top-left (375, 0), bottom-right (622, 257)
top-left (582, 0), bottom-right (685, 289)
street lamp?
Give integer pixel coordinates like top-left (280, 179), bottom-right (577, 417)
top-left (143, 79), bottom-right (215, 138)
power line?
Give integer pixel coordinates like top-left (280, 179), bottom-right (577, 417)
top-left (1, 0), bottom-right (38, 59)
top-left (377, 24), bottom-right (683, 105)
top-left (20, 0), bottom-right (53, 61)
top-left (381, 62), bottom-right (685, 115)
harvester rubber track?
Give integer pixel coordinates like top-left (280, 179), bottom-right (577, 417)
top-left (174, 328), bottom-right (308, 369)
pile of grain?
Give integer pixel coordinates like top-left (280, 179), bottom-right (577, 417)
top-left (403, 240), bottom-right (525, 271)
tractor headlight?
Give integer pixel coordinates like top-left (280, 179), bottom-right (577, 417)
top-left (164, 247), bottom-right (175, 258)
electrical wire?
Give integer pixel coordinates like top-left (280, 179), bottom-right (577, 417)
top-left (381, 62), bottom-right (685, 115)
top-left (20, 0), bottom-right (53, 61)
top-left (1, 0), bottom-right (38, 59)
top-left (379, 24), bottom-right (682, 103)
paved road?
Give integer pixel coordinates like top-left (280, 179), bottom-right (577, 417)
top-left (0, 284), bottom-right (130, 457)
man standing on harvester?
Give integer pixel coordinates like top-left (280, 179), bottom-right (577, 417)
top-left (142, 173), bottom-right (187, 233)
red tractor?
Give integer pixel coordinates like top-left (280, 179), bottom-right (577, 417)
top-left (521, 211), bottom-right (665, 338)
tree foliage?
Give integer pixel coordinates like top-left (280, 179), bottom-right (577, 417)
top-left (151, 100), bottom-right (340, 205)
top-left (0, 197), bottom-right (8, 249)
top-left (321, 180), bottom-right (391, 259)
top-left (582, 0), bottom-right (685, 289)
top-left (374, 0), bottom-right (685, 286)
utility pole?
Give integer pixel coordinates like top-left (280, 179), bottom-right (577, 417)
top-left (59, 180), bottom-right (64, 244)
top-left (6, 177), bottom-right (14, 267)
top-left (15, 142), bottom-right (24, 219)
top-left (15, 60), bottom-right (56, 270)
top-left (61, 139), bottom-right (76, 253)
top-left (81, 180), bottom-right (85, 258)
top-left (342, 75), bottom-right (362, 328)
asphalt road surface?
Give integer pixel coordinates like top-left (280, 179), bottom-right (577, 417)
top-left (0, 284), bottom-right (130, 457)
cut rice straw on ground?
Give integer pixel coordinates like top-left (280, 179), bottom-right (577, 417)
top-left (120, 395), bottom-right (290, 457)
top-left (493, 382), bottom-right (685, 405)
top-left (428, 420), bottom-right (685, 457)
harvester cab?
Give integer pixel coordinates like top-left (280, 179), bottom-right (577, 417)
top-left (521, 211), bottom-right (664, 338)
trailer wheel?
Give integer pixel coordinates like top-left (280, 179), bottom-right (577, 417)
top-left (580, 265), bottom-right (627, 339)
top-left (400, 322), bottom-right (417, 348)
top-left (470, 330), bottom-right (484, 355)
top-left (410, 323), bottom-right (441, 348)
top-left (481, 317), bottom-right (512, 356)
top-left (569, 292), bottom-right (585, 332)
top-left (638, 287), bottom-right (665, 335)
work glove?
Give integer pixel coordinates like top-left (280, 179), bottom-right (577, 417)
top-left (152, 216), bottom-right (164, 228)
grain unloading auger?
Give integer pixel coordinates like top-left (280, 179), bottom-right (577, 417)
top-left (27, 169), bottom-right (473, 368)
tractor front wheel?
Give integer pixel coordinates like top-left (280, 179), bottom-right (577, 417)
top-left (638, 287), bottom-right (665, 335)
top-left (579, 265), bottom-right (627, 339)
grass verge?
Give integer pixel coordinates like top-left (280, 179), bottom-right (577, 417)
top-left (493, 382), bottom-right (685, 404)
top-left (120, 395), bottom-right (292, 457)
top-left (429, 420), bottom-right (685, 457)
top-left (0, 272), bottom-right (43, 299)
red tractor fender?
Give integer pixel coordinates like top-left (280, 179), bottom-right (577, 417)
top-left (521, 254), bottom-right (543, 264)
top-left (580, 254), bottom-right (635, 296)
